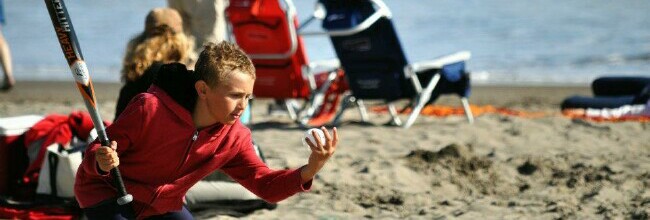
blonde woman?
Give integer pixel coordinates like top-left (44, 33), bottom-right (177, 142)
top-left (115, 8), bottom-right (194, 119)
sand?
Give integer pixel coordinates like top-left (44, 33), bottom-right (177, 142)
top-left (1, 81), bottom-right (649, 219)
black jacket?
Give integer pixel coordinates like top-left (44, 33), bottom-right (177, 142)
top-left (114, 63), bottom-right (197, 119)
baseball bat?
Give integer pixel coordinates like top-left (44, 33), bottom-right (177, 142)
top-left (44, 0), bottom-right (133, 206)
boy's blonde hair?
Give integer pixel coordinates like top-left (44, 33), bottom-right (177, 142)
top-left (194, 41), bottom-right (256, 87)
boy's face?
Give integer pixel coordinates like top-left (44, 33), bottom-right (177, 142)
top-left (203, 70), bottom-right (254, 125)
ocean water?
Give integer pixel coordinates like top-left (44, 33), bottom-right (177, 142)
top-left (4, 0), bottom-right (650, 85)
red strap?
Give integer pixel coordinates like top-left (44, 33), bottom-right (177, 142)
top-left (0, 206), bottom-right (78, 220)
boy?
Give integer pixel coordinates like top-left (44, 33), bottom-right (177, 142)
top-left (75, 42), bottom-right (339, 219)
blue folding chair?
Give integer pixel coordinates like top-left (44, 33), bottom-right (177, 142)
top-left (302, 0), bottom-right (474, 128)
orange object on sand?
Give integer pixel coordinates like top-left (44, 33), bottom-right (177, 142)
top-left (372, 104), bottom-right (546, 118)
top-left (373, 104), bottom-right (650, 122)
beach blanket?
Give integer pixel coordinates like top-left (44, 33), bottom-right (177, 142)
top-left (562, 101), bottom-right (650, 122)
top-left (372, 104), bottom-right (546, 118)
top-left (373, 104), bottom-right (650, 122)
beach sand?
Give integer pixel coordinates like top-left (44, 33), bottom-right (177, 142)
top-left (1, 81), bottom-right (648, 219)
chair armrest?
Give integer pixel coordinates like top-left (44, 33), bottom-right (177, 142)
top-left (307, 59), bottom-right (341, 75)
top-left (303, 59), bottom-right (340, 90)
top-left (300, 0), bottom-right (392, 36)
top-left (297, 2), bottom-right (326, 32)
top-left (407, 51), bottom-right (471, 74)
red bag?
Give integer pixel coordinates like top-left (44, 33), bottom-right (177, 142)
top-left (0, 115), bottom-right (44, 195)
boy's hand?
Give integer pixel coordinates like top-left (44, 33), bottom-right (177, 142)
top-left (96, 141), bottom-right (120, 173)
top-left (301, 127), bottom-right (338, 183)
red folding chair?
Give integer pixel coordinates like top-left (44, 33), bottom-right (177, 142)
top-left (227, 0), bottom-right (348, 127)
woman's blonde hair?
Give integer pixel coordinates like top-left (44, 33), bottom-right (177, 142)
top-left (121, 21), bottom-right (194, 82)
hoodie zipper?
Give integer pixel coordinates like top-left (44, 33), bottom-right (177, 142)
top-left (149, 130), bottom-right (198, 213)
top-left (170, 130), bottom-right (198, 181)
top-left (181, 130), bottom-right (199, 168)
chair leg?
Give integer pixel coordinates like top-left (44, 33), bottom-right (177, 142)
top-left (403, 99), bottom-right (423, 128)
top-left (356, 99), bottom-right (369, 123)
top-left (387, 103), bottom-right (402, 126)
top-left (461, 97), bottom-right (474, 124)
top-left (300, 93), bottom-right (325, 123)
top-left (404, 74), bottom-right (441, 128)
top-left (332, 94), bottom-right (354, 126)
top-left (284, 100), bottom-right (299, 120)
top-left (299, 71), bottom-right (338, 124)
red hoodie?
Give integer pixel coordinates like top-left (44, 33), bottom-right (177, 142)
top-left (74, 86), bottom-right (311, 218)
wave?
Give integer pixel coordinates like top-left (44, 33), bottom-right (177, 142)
top-left (574, 53), bottom-right (650, 66)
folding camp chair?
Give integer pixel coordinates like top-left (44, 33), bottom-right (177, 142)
top-left (302, 0), bottom-right (474, 128)
top-left (226, 0), bottom-right (348, 127)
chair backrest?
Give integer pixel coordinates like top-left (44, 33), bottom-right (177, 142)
top-left (320, 0), bottom-right (412, 101)
top-left (592, 77), bottom-right (650, 97)
top-left (227, 0), bottom-right (310, 98)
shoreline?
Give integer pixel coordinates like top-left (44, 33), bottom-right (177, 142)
top-left (0, 80), bottom-right (590, 108)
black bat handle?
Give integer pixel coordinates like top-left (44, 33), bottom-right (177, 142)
top-left (111, 167), bottom-right (133, 205)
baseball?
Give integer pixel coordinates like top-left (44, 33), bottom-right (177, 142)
top-left (302, 128), bottom-right (326, 150)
